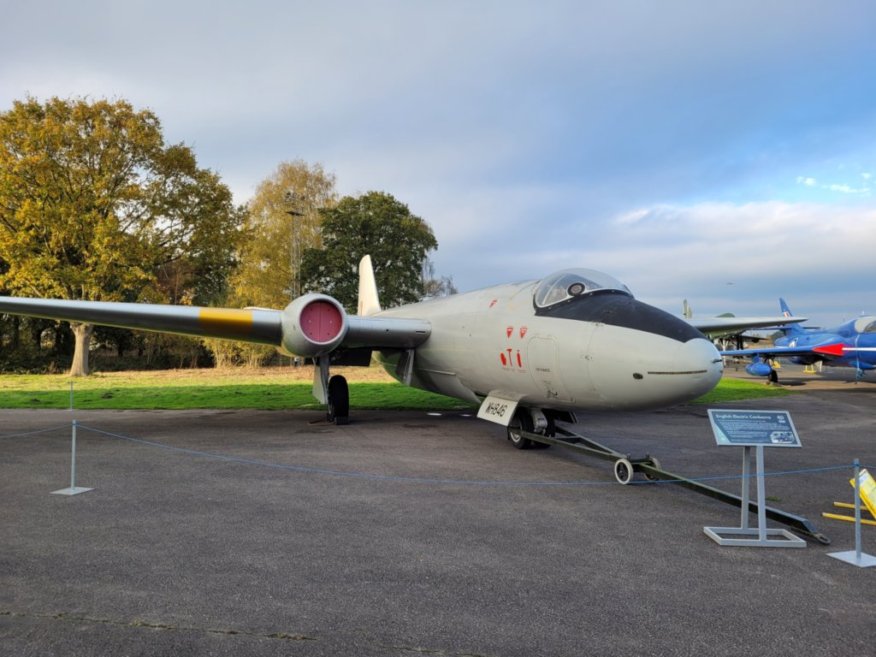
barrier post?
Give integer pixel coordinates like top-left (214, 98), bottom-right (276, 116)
top-left (51, 419), bottom-right (93, 496)
top-left (828, 460), bottom-right (876, 567)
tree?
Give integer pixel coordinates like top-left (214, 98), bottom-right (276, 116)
top-left (214, 161), bottom-right (337, 367)
top-left (0, 97), bottom-right (242, 375)
top-left (421, 259), bottom-right (458, 298)
top-left (231, 160), bottom-right (336, 309)
top-left (300, 191), bottom-right (438, 311)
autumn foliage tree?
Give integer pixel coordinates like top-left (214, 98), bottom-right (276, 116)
top-left (0, 97), bottom-right (242, 375)
top-left (208, 160), bottom-right (337, 366)
top-left (231, 160), bottom-right (336, 309)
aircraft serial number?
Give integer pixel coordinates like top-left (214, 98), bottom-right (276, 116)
top-left (484, 401), bottom-right (511, 418)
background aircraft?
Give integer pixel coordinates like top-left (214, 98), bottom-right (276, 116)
top-left (681, 298), bottom-right (807, 347)
top-left (722, 299), bottom-right (876, 381)
top-left (0, 257), bottom-right (731, 445)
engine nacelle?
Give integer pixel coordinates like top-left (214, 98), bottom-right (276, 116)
top-left (280, 293), bottom-right (348, 357)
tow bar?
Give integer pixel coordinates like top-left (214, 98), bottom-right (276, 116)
top-left (519, 425), bottom-right (830, 545)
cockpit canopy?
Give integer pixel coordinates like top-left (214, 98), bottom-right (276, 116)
top-left (533, 269), bottom-right (633, 310)
top-left (854, 316), bottom-right (876, 334)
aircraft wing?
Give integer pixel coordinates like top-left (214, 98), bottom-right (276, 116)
top-left (687, 315), bottom-right (807, 337)
top-left (721, 343), bottom-right (845, 359)
top-left (0, 295), bottom-right (431, 355)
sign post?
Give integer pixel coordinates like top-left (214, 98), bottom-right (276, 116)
top-left (704, 410), bottom-right (805, 548)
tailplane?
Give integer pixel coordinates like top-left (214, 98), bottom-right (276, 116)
top-left (357, 255), bottom-right (381, 316)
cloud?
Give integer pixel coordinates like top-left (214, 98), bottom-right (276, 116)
top-left (3, 1), bottom-right (876, 328)
top-left (796, 174), bottom-right (872, 196)
top-left (593, 201), bottom-right (876, 323)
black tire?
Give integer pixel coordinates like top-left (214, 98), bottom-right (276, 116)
top-left (327, 375), bottom-right (349, 425)
top-left (507, 410), bottom-right (534, 449)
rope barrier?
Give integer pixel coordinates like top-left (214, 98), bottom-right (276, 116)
top-left (0, 420), bottom-right (867, 489)
top-left (74, 422), bottom-right (859, 489)
top-left (0, 425), bottom-right (72, 439)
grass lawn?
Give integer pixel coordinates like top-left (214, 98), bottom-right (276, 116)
top-left (0, 366), bottom-right (787, 411)
top-left (0, 366), bottom-right (474, 411)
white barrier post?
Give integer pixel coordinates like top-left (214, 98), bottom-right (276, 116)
top-left (51, 420), bottom-right (93, 496)
top-left (828, 459), bottom-right (876, 567)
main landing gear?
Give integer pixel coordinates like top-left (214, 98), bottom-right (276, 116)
top-left (506, 409), bottom-right (829, 544)
top-left (315, 356), bottom-right (350, 425)
top-left (326, 375), bottom-right (349, 425)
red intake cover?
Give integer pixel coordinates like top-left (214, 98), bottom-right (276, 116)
top-left (300, 300), bottom-right (343, 343)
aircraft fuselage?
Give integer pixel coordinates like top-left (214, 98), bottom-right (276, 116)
top-left (376, 277), bottom-right (723, 413)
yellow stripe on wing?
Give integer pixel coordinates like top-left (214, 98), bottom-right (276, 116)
top-left (198, 308), bottom-right (254, 337)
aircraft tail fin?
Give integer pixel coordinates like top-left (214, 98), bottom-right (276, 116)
top-left (779, 298), bottom-right (806, 335)
top-left (357, 255), bottom-right (381, 316)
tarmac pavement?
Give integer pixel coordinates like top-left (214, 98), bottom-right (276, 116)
top-left (1, 376), bottom-right (875, 656)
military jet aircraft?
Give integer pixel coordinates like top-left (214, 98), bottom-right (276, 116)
top-left (0, 257), bottom-right (729, 445)
top-left (723, 298), bottom-right (876, 381)
top-left (681, 298), bottom-right (807, 347)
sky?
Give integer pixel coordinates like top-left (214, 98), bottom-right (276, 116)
top-left (2, 0), bottom-right (875, 326)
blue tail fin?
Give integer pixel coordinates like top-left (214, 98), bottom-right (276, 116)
top-left (779, 298), bottom-right (806, 335)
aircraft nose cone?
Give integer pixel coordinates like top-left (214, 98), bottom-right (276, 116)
top-left (669, 337), bottom-right (724, 398)
top-left (623, 336), bottom-right (722, 408)
top-left (586, 308), bottom-right (723, 410)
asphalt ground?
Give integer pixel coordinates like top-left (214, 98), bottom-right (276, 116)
top-left (1, 372), bottom-right (875, 656)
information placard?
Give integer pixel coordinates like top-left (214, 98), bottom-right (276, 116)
top-left (707, 409), bottom-right (801, 447)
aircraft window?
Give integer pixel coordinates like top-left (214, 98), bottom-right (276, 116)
top-left (533, 269), bottom-right (632, 309)
top-left (854, 317), bottom-right (876, 333)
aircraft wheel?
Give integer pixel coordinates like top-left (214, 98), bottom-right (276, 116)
top-left (614, 457), bottom-right (634, 485)
top-left (327, 375), bottom-right (349, 425)
top-left (507, 411), bottom-right (533, 449)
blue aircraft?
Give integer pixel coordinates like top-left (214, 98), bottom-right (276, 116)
top-left (722, 299), bottom-right (876, 381)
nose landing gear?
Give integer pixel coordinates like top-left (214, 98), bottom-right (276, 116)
top-left (507, 409), bottom-right (556, 449)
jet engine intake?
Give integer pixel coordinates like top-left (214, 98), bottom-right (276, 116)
top-left (280, 294), bottom-right (348, 357)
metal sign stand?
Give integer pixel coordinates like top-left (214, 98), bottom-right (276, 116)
top-left (51, 420), bottom-right (93, 496)
top-left (704, 445), bottom-right (805, 547)
top-left (704, 410), bottom-right (806, 548)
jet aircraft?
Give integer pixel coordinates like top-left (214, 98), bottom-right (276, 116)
top-left (722, 299), bottom-right (876, 381)
top-left (0, 257), bottom-right (731, 445)
top-left (681, 298), bottom-right (806, 346)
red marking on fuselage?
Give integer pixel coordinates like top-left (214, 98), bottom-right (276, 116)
top-left (489, 299), bottom-right (498, 308)
top-left (506, 326), bottom-right (514, 338)
top-left (516, 350), bottom-right (523, 367)
top-left (500, 352), bottom-right (507, 366)
top-left (519, 326), bottom-right (528, 339)
top-left (814, 342), bottom-right (845, 357)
